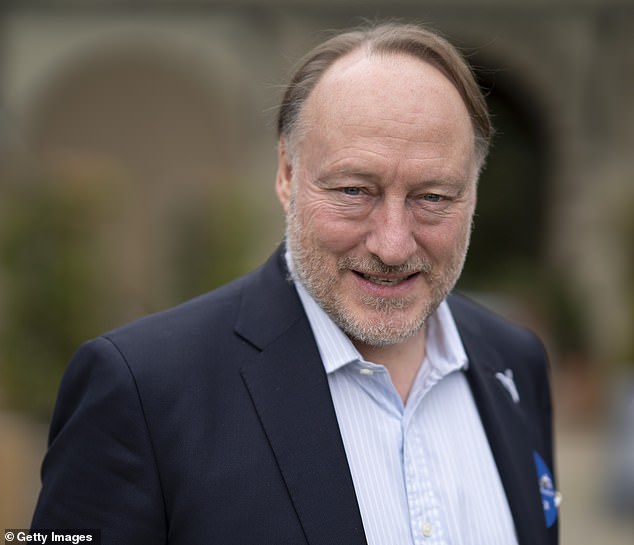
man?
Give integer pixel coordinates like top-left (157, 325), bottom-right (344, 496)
top-left (33, 23), bottom-right (558, 545)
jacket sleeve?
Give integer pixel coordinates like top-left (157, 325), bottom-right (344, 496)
top-left (32, 337), bottom-right (167, 545)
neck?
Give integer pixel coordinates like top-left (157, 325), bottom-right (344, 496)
top-left (353, 329), bottom-right (427, 403)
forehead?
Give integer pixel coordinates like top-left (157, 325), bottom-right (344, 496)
top-left (295, 50), bottom-right (476, 179)
top-left (302, 50), bottom-right (471, 136)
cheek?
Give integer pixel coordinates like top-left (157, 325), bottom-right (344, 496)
top-left (299, 201), bottom-right (367, 254)
top-left (414, 214), bottom-right (472, 259)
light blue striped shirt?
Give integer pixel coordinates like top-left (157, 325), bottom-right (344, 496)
top-left (291, 273), bottom-right (519, 545)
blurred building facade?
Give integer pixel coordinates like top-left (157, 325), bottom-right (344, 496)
top-left (1, 0), bottom-right (633, 391)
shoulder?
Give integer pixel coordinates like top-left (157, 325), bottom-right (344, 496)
top-left (76, 248), bottom-right (299, 384)
top-left (106, 273), bottom-right (249, 348)
top-left (66, 266), bottom-right (266, 390)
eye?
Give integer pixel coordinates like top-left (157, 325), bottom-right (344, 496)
top-left (423, 194), bottom-right (443, 202)
top-left (342, 187), bottom-right (362, 196)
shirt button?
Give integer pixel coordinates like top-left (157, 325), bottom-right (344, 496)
top-left (359, 368), bottom-right (374, 376)
top-left (421, 522), bottom-right (433, 537)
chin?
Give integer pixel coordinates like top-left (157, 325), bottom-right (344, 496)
top-left (345, 321), bottom-right (425, 347)
top-left (333, 303), bottom-right (429, 347)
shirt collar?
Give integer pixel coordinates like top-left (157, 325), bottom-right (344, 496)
top-left (285, 250), bottom-right (468, 376)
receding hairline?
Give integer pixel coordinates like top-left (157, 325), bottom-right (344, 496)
top-left (277, 23), bottom-right (493, 169)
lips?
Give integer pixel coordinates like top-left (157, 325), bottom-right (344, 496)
top-left (356, 271), bottom-right (419, 286)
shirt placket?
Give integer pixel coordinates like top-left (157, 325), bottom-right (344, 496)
top-left (403, 403), bottom-right (448, 545)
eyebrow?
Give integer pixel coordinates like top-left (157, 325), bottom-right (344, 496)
top-left (314, 169), bottom-right (379, 185)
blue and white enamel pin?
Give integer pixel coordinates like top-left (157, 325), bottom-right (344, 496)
top-left (533, 450), bottom-right (561, 528)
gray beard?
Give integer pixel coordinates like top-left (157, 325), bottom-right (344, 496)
top-left (285, 195), bottom-right (469, 346)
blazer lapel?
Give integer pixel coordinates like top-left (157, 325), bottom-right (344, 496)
top-left (236, 249), bottom-right (367, 545)
top-left (450, 296), bottom-right (548, 545)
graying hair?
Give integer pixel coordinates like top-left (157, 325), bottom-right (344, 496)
top-left (277, 22), bottom-right (493, 170)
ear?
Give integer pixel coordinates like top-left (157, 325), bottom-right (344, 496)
top-left (275, 138), bottom-right (293, 213)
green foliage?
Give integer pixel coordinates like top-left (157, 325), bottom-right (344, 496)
top-left (0, 168), bottom-right (122, 416)
top-left (0, 164), bottom-right (264, 417)
top-left (165, 180), bottom-right (261, 304)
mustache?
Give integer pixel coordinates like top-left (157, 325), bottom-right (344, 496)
top-left (338, 255), bottom-right (432, 275)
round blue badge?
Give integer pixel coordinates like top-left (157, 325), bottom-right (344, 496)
top-left (532, 450), bottom-right (559, 528)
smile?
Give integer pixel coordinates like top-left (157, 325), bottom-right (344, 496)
top-left (358, 272), bottom-right (418, 286)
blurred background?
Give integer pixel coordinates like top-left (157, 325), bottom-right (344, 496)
top-left (0, 1), bottom-right (632, 542)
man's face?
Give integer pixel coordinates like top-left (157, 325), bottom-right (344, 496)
top-left (277, 51), bottom-right (478, 347)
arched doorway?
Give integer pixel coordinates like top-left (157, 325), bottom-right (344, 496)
top-left (458, 67), bottom-right (552, 297)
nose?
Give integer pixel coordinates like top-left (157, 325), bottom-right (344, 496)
top-left (364, 199), bottom-right (418, 266)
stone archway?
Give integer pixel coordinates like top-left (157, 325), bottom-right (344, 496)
top-left (24, 40), bottom-right (246, 178)
top-left (17, 33), bottom-right (262, 315)
top-left (459, 65), bottom-right (553, 294)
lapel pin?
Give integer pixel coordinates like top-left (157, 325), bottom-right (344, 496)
top-left (495, 369), bottom-right (520, 403)
top-left (533, 451), bottom-right (560, 528)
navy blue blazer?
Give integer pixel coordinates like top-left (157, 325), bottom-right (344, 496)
top-left (33, 247), bottom-right (558, 545)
